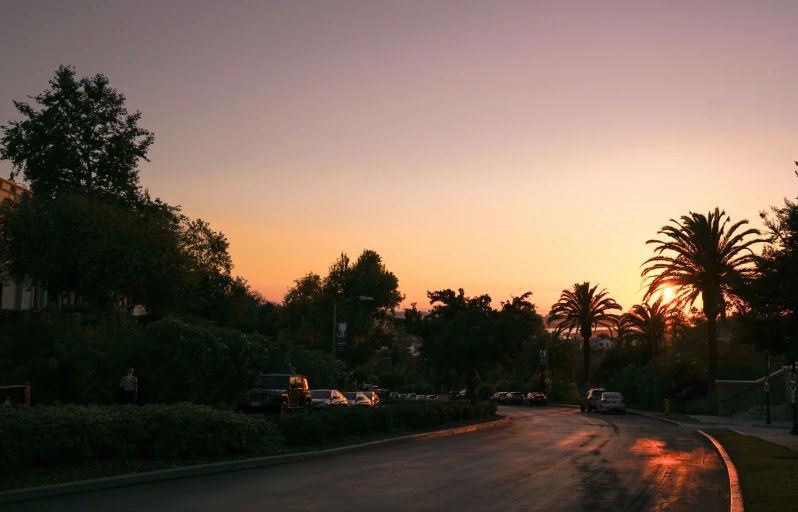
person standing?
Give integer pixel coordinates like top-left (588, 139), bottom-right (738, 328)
top-left (119, 368), bottom-right (137, 404)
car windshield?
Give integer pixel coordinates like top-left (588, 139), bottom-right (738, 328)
top-left (343, 392), bottom-right (360, 400)
top-left (255, 375), bottom-right (290, 389)
top-left (590, 390), bottom-right (606, 398)
top-left (603, 393), bottom-right (622, 399)
top-left (311, 390), bottom-right (330, 399)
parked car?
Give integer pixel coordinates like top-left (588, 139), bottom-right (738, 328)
top-left (310, 389), bottom-right (349, 410)
top-left (363, 390), bottom-right (380, 406)
top-left (343, 391), bottom-right (373, 407)
top-left (426, 395), bottom-right (437, 400)
top-left (457, 389), bottom-right (468, 400)
top-left (524, 392), bottom-right (547, 406)
top-left (504, 392), bottom-right (525, 405)
top-left (415, 395), bottom-right (426, 400)
top-left (597, 392), bottom-right (626, 415)
top-left (405, 393), bottom-right (417, 400)
top-left (581, 388), bottom-right (608, 412)
top-left (489, 392), bottom-right (508, 404)
top-left (238, 374), bottom-right (312, 415)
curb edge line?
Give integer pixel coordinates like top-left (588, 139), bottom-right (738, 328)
top-left (696, 429), bottom-right (744, 512)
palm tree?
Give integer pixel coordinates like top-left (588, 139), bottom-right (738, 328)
top-left (547, 282), bottom-right (622, 390)
top-left (622, 297), bottom-right (673, 366)
top-left (610, 315), bottom-right (634, 348)
top-left (641, 207), bottom-right (763, 381)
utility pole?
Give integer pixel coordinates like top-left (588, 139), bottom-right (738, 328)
top-left (765, 354), bottom-right (771, 425)
top-left (792, 360), bottom-right (798, 436)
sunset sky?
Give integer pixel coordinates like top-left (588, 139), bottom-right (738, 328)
top-left (1, 1), bottom-right (796, 313)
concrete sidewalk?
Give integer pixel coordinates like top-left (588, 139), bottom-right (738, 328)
top-left (629, 408), bottom-right (798, 453)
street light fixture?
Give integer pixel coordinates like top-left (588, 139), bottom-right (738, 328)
top-left (332, 295), bottom-right (374, 361)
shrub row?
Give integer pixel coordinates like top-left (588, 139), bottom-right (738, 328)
top-left (270, 401), bottom-right (498, 446)
top-left (0, 313), bottom-right (293, 407)
top-left (0, 403), bottom-right (282, 473)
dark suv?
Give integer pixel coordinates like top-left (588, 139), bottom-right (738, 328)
top-left (239, 374), bottom-right (312, 414)
top-left (581, 388), bottom-right (607, 412)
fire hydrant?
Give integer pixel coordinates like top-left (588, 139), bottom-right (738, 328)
top-left (664, 398), bottom-right (670, 415)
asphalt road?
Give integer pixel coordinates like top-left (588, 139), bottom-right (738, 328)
top-left (11, 406), bottom-right (729, 512)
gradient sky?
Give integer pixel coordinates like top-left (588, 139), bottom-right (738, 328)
top-left (1, 1), bottom-right (796, 313)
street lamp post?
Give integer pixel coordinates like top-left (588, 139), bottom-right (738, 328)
top-left (765, 354), bottom-right (771, 425)
top-left (332, 296), bottom-right (374, 361)
top-left (792, 360), bottom-right (798, 436)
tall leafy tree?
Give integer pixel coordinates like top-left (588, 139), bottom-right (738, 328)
top-left (280, 273), bottom-right (329, 349)
top-left (612, 315), bottom-right (634, 348)
top-left (547, 282), bottom-right (621, 389)
top-left (496, 292), bottom-right (545, 374)
top-left (408, 288), bottom-right (499, 404)
top-left (0, 192), bottom-right (187, 315)
top-left (280, 250), bottom-right (403, 354)
top-left (1, 65), bottom-right (154, 203)
top-left (740, 164), bottom-right (798, 357)
top-left (621, 298), bottom-right (673, 366)
top-left (642, 207), bottom-right (763, 381)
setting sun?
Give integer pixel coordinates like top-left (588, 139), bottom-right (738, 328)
top-left (663, 287), bottom-right (674, 300)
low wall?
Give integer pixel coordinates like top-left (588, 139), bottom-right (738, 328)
top-left (716, 366), bottom-right (790, 417)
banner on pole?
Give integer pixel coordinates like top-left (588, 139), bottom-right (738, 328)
top-left (336, 323), bottom-right (348, 352)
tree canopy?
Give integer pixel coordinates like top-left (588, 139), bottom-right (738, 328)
top-left (642, 207), bottom-right (763, 380)
top-left (740, 164), bottom-right (798, 357)
top-left (0, 65), bottom-right (154, 204)
top-left (547, 282), bottom-right (621, 389)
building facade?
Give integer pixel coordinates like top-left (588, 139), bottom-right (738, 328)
top-left (0, 175), bottom-right (47, 311)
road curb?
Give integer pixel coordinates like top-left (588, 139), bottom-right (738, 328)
top-left (696, 429), bottom-right (744, 512)
top-left (0, 416), bottom-right (509, 505)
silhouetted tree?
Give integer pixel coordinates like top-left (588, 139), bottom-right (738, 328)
top-left (621, 298), bottom-right (673, 366)
top-left (408, 288), bottom-right (500, 405)
top-left (1, 65), bottom-right (154, 204)
top-left (740, 164), bottom-right (798, 358)
top-left (547, 282), bottom-right (621, 390)
top-left (642, 207), bottom-right (763, 381)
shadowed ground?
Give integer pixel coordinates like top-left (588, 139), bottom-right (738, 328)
top-left (10, 406), bottom-right (728, 512)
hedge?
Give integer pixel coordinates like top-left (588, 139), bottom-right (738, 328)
top-left (270, 401), bottom-right (498, 446)
top-left (0, 313), bottom-right (294, 407)
top-left (0, 401), bottom-right (498, 474)
top-left (0, 403), bottom-right (282, 474)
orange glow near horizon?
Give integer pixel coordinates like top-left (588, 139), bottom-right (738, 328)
top-left (0, 2), bottom-right (795, 314)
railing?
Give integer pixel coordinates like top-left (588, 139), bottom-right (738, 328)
top-left (720, 386), bottom-right (762, 419)
top-left (717, 367), bottom-right (787, 417)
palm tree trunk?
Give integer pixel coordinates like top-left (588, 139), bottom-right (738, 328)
top-left (583, 335), bottom-right (590, 389)
top-left (707, 313), bottom-right (718, 382)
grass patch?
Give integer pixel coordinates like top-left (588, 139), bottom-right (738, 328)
top-left (703, 428), bottom-right (798, 512)
top-left (656, 414), bottom-right (701, 423)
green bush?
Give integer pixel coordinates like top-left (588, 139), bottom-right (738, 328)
top-left (0, 403), bottom-right (282, 473)
top-left (0, 312), bottom-right (141, 405)
top-left (0, 313), bottom-right (296, 408)
top-left (476, 383), bottom-right (495, 401)
top-left (128, 318), bottom-right (293, 407)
